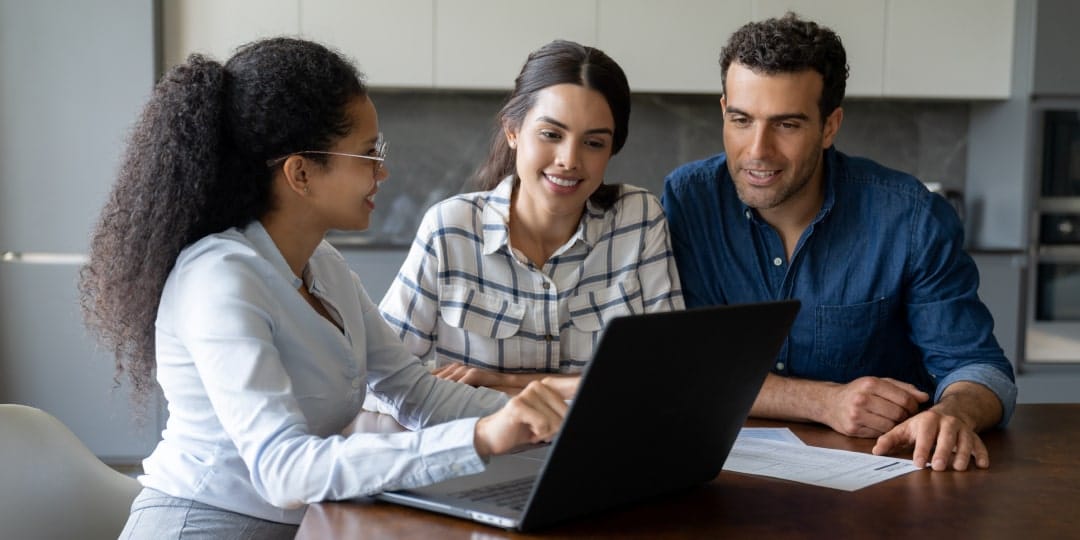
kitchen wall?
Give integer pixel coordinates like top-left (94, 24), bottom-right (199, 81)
top-left (343, 92), bottom-right (970, 289)
top-left (349, 91), bottom-right (969, 248)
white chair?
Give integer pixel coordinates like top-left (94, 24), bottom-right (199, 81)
top-left (0, 403), bottom-right (141, 540)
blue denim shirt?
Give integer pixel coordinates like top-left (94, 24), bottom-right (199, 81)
top-left (662, 148), bottom-right (1017, 426)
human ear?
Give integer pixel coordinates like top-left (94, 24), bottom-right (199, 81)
top-left (821, 107), bottom-right (844, 149)
top-left (503, 123), bottom-right (518, 150)
top-left (281, 155), bottom-right (311, 196)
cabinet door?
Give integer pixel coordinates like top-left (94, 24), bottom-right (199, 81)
top-left (1033, 0), bottom-right (1080, 96)
top-left (971, 253), bottom-right (1026, 369)
top-left (301, 0), bottom-right (434, 88)
top-left (754, 0), bottom-right (885, 98)
top-left (0, 0), bottom-right (161, 462)
top-left (884, 0), bottom-right (1014, 99)
top-left (161, 0), bottom-right (300, 69)
top-left (597, 0), bottom-right (752, 94)
top-left (435, 0), bottom-right (598, 90)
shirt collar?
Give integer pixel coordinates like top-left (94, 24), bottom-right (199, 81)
top-left (242, 220), bottom-right (305, 289)
top-left (480, 176), bottom-right (604, 256)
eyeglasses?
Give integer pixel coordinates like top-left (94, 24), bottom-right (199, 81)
top-left (266, 134), bottom-right (388, 176)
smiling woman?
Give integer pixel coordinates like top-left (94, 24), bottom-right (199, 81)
top-left (375, 40), bottom-right (685, 401)
top-left (78, 37), bottom-right (575, 540)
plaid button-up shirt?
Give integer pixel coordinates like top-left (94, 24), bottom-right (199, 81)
top-left (379, 177), bottom-right (684, 373)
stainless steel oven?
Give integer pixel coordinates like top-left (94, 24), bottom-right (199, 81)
top-left (1026, 108), bottom-right (1080, 363)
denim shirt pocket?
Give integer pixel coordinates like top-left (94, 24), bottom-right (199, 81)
top-left (812, 296), bottom-right (891, 379)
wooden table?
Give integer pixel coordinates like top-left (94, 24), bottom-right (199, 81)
top-left (296, 404), bottom-right (1080, 539)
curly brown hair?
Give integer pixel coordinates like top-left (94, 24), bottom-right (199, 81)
top-left (720, 12), bottom-right (849, 121)
top-left (79, 37), bottom-right (366, 413)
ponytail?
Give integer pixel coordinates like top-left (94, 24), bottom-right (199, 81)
top-left (80, 38), bottom-right (366, 413)
top-left (80, 54), bottom-right (229, 416)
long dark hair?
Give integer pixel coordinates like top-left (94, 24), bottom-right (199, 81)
top-left (78, 37), bottom-right (366, 412)
top-left (720, 12), bottom-right (848, 121)
top-left (474, 39), bottom-right (630, 209)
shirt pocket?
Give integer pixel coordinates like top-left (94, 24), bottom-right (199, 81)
top-left (437, 285), bottom-right (526, 368)
top-left (812, 296), bottom-right (890, 379)
top-left (563, 277), bottom-right (644, 371)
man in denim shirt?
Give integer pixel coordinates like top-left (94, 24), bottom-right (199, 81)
top-left (662, 14), bottom-right (1017, 472)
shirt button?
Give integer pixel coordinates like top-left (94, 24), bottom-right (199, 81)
top-left (542, 281), bottom-right (550, 289)
top-left (776, 362), bottom-right (785, 371)
top-left (545, 334), bottom-right (554, 342)
top-left (745, 209), bottom-right (752, 220)
top-left (351, 378), bottom-right (361, 389)
top-left (773, 257), bottom-right (783, 266)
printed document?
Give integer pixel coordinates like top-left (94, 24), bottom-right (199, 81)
top-left (724, 430), bottom-right (921, 491)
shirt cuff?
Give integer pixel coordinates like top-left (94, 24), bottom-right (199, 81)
top-left (416, 417), bottom-right (487, 483)
top-left (933, 364), bottom-right (1018, 428)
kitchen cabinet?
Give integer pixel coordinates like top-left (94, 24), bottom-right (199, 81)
top-left (433, 0), bottom-right (598, 90)
top-left (597, 0), bottom-right (751, 94)
top-left (756, 0), bottom-right (1013, 99)
top-left (971, 252), bottom-right (1027, 369)
top-left (301, 0), bottom-right (434, 88)
top-left (884, 0), bottom-right (1014, 99)
top-left (161, 0), bottom-right (299, 69)
top-left (753, 0), bottom-right (884, 98)
top-left (1032, 0), bottom-right (1080, 96)
top-left (162, 0), bottom-right (1016, 98)
top-left (1, 0), bottom-right (161, 463)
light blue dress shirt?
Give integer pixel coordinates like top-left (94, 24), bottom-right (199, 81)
top-left (140, 221), bottom-right (508, 524)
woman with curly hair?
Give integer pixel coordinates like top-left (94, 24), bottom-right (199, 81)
top-left (80, 37), bottom-right (570, 539)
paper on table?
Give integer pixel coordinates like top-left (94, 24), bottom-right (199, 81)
top-left (737, 427), bottom-right (806, 445)
top-left (723, 437), bottom-right (921, 491)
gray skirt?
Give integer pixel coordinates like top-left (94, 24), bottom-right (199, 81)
top-left (119, 488), bottom-right (298, 540)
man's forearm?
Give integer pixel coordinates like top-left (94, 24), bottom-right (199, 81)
top-left (749, 373), bottom-right (833, 424)
top-left (932, 381), bottom-right (1003, 432)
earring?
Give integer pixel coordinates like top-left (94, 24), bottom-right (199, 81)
top-left (303, 186), bottom-right (310, 195)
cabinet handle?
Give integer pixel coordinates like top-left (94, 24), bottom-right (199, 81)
top-left (1, 251), bottom-right (88, 265)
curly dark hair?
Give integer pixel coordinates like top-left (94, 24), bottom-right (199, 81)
top-left (474, 39), bottom-right (630, 209)
top-left (719, 12), bottom-right (849, 121)
top-left (78, 37), bottom-right (366, 413)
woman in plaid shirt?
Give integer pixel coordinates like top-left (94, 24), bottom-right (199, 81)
top-left (376, 40), bottom-right (684, 401)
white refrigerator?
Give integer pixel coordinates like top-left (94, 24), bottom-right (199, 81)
top-left (0, 0), bottom-right (161, 463)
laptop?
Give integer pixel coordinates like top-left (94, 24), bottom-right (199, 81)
top-left (374, 300), bottom-right (801, 531)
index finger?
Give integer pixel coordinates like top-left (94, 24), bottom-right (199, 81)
top-left (874, 378), bottom-right (929, 415)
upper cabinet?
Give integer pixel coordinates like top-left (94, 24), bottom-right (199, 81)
top-left (597, 0), bottom-right (751, 94)
top-left (301, 0), bottom-right (434, 88)
top-left (434, 0), bottom-right (597, 89)
top-left (757, 0), bottom-right (1014, 99)
top-left (883, 0), bottom-right (1014, 99)
top-left (1032, 0), bottom-right (1080, 96)
top-left (754, 1), bottom-right (885, 98)
top-left (162, 0), bottom-right (1017, 99)
top-left (161, 0), bottom-right (299, 69)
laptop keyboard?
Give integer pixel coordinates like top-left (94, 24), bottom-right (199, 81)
top-left (451, 476), bottom-right (534, 511)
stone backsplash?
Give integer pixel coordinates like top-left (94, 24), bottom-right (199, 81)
top-left (341, 91), bottom-right (969, 247)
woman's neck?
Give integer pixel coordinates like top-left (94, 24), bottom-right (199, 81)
top-left (259, 212), bottom-right (325, 279)
top-left (509, 194), bottom-right (582, 268)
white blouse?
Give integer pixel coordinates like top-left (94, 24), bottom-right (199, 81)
top-left (141, 221), bottom-right (507, 524)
